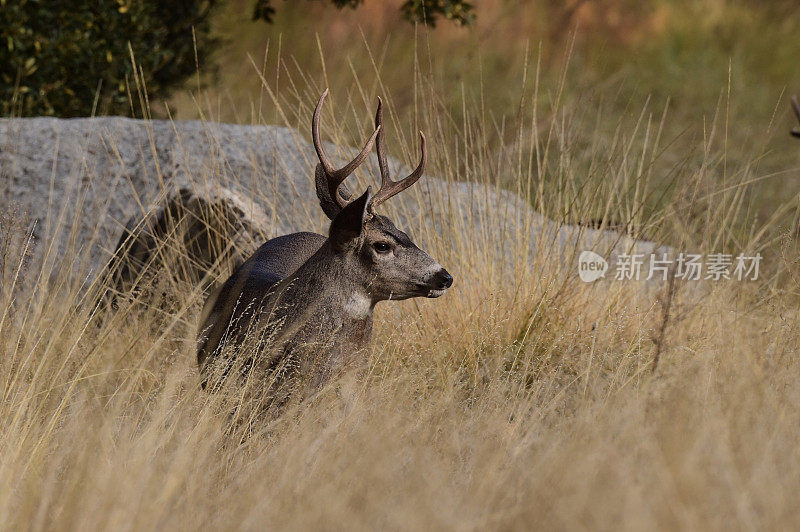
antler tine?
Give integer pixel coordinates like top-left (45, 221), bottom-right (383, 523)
top-left (312, 89), bottom-right (335, 175)
top-left (375, 97), bottom-right (391, 182)
top-left (368, 129), bottom-right (427, 212)
top-left (312, 89), bottom-right (381, 204)
top-left (791, 95), bottom-right (800, 138)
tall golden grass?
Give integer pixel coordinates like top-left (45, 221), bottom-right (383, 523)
top-left (1, 43), bottom-right (799, 530)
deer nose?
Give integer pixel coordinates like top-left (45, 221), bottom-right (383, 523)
top-left (436, 269), bottom-right (453, 290)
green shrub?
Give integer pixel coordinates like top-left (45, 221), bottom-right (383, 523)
top-left (0, 0), bottom-right (217, 117)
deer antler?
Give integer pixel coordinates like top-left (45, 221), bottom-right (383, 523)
top-left (368, 97), bottom-right (426, 213)
top-left (313, 89), bottom-right (381, 208)
top-left (792, 95), bottom-right (800, 138)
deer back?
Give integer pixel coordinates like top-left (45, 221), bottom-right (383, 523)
top-left (197, 231), bottom-right (326, 372)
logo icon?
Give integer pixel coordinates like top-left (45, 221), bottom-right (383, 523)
top-left (578, 250), bottom-right (608, 282)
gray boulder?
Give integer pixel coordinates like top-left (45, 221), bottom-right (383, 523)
top-left (0, 117), bottom-right (669, 294)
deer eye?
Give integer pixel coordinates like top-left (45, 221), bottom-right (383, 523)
top-left (373, 242), bottom-right (392, 254)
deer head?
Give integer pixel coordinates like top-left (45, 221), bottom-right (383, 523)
top-left (312, 91), bottom-right (452, 301)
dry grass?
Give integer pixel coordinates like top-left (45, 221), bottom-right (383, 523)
top-left (2, 48), bottom-right (800, 531)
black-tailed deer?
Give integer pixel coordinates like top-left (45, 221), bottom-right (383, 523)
top-left (197, 90), bottom-right (452, 398)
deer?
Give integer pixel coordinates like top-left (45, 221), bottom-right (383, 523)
top-left (196, 90), bottom-right (453, 400)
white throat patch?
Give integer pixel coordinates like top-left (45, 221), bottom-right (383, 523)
top-left (344, 293), bottom-right (372, 319)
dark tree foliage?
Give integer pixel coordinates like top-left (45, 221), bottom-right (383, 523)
top-left (1, 0), bottom-right (473, 118)
top-left (252, 0), bottom-right (475, 27)
top-left (1, 0), bottom-right (217, 117)
top-left (400, 0), bottom-right (475, 26)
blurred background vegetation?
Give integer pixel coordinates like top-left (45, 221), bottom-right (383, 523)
top-left (0, 0), bottom-right (472, 116)
top-left (182, 0), bottom-right (800, 243)
top-left (2, 0), bottom-right (800, 238)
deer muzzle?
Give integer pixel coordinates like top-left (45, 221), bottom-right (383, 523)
top-left (422, 267), bottom-right (453, 298)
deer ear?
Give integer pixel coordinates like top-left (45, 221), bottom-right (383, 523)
top-left (329, 187), bottom-right (370, 251)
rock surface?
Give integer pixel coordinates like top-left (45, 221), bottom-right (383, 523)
top-left (0, 117), bottom-right (669, 290)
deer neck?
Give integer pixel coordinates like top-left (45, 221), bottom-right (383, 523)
top-left (275, 241), bottom-right (375, 329)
